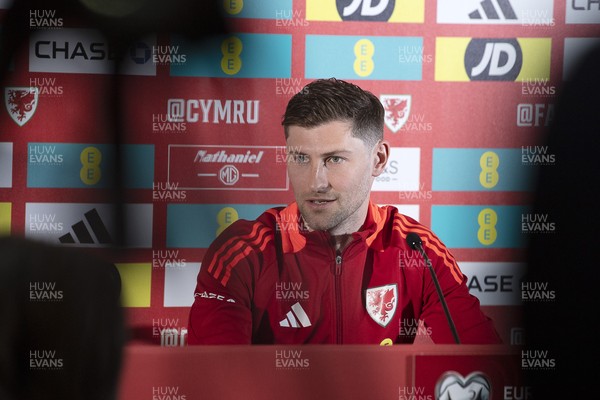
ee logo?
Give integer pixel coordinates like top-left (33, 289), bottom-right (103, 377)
top-left (479, 151), bottom-right (499, 189)
top-left (217, 207), bottom-right (239, 236)
top-left (80, 146), bottom-right (102, 185)
top-left (353, 39), bottom-right (374, 77)
top-left (221, 36), bottom-right (243, 75)
top-left (477, 208), bottom-right (497, 246)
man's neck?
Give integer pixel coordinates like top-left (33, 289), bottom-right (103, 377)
top-left (331, 234), bottom-right (354, 253)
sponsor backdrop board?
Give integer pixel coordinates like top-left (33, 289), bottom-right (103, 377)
top-left (1, 0), bottom-right (597, 350)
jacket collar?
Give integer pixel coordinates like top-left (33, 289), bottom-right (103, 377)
top-left (272, 201), bottom-right (388, 254)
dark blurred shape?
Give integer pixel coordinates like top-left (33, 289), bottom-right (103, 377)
top-left (0, 236), bottom-right (125, 400)
top-left (524, 43), bottom-right (600, 396)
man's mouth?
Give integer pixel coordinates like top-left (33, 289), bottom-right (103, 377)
top-left (307, 199), bottom-right (335, 205)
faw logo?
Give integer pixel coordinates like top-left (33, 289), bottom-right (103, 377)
top-left (365, 284), bottom-right (397, 327)
top-left (380, 94), bottom-right (411, 133)
top-left (5, 87), bottom-right (39, 126)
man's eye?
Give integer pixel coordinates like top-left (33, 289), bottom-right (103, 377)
top-left (326, 156), bottom-right (343, 164)
top-left (293, 154), bottom-right (309, 163)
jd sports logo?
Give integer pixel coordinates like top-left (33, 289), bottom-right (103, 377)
top-left (465, 39), bottom-right (523, 81)
top-left (59, 208), bottom-right (112, 244)
top-left (469, 0), bottom-right (517, 20)
top-left (435, 37), bottom-right (550, 82)
top-left (279, 302), bottom-right (312, 328)
top-left (336, 0), bottom-right (395, 21)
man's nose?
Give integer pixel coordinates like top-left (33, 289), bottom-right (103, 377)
top-left (309, 161), bottom-right (329, 192)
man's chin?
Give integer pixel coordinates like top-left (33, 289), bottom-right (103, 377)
top-left (301, 215), bottom-right (340, 233)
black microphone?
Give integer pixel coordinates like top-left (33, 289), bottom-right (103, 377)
top-left (406, 232), bottom-right (461, 344)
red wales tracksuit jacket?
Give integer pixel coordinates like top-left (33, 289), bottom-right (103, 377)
top-left (187, 202), bottom-right (501, 344)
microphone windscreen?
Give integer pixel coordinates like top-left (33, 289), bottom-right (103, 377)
top-left (406, 232), bottom-right (422, 250)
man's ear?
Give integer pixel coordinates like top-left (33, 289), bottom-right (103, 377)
top-left (372, 140), bottom-right (390, 177)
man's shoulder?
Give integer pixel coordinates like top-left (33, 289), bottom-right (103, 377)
top-left (373, 205), bottom-right (423, 233)
top-left (378, 205), bottom-right (461, 281)
top-left (205, 205), bottom-right (294, 256)
top-left (215, 206), bottom-right (282, 241)
top-left (202, 207), bottom-right (284, 279)
top-left (373, 205), bottom-right (445, 249)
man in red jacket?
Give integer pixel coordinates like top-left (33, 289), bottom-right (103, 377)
top-left (188, 78), bottom-right (501, 345)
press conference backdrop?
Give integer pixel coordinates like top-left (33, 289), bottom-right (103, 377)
top-left (1, 0), bottom-right (598, 345)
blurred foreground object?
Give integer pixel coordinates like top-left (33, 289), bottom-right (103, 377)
top-left (0, 236), bottom-right (125, 400)
top-left (524, 43), bottom-right (600, 397)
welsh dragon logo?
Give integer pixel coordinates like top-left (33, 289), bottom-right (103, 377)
top-left (380, 94), bottom-right (411, 133)
top-left (366, 284), bottom-right (398, 327)
top-left (5, 87), bottom-right (39, 126)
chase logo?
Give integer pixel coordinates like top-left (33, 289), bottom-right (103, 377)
top-left (170, 33), bottom-right (291, 78)
top-left (29, 28), bottom-right (156, 76)
top-left (432, 149), bottom-right (535, 191)
top-left (459, 262), bottom-right (525, 306)
top-left (435, 37), bottom-right (551, 81)
top-left (166, 204), bottom-right (281, 248)
top-left (437, 0), bottom-right (554, 25)
top-left (222, 0), bottom-right (293, 19)
top-left (431, 205), bottom-right (527, 248)
top-left (567, 0), bottom-right (600, 24)
top-left (306, 35), bottom-right (422, 80)
top-left (307, 0), bottom-right (424, 23)
top-left (130, 41), bottom-right (151, 64)
top-left (25, 203), bottom-right (153, 248)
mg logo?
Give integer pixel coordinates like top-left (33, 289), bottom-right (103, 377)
top-left (219, 165), bottom-right (239, 186)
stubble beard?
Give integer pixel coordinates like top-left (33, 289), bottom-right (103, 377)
top-left (297, 179), bottom-right (372, 234)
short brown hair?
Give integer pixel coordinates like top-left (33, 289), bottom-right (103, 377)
top-left (281, 78), bottom-right (384, 147)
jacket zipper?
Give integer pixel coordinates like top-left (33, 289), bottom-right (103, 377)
top-left (334, 251), bottom-right (343, 344)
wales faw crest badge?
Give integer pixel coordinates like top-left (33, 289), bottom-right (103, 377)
top-left (380, 94), bottom-right (411, 133)
top-left (365, 284), bottom-right (397, 327)
top-left (5, 87), bottom-right (39, 126)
